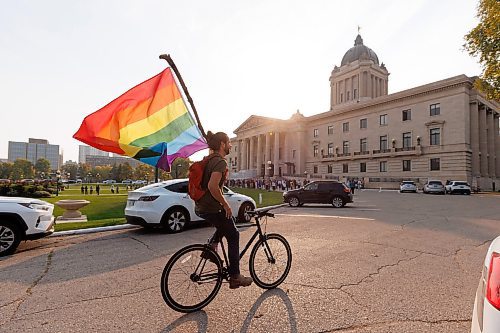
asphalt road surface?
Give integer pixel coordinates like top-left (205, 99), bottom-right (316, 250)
top-left (1, 190), bottom-right (499, 332)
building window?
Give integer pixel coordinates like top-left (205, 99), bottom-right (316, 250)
top-left (327, 164), bottom-right (333, 173)
top-left (430, 158), bottom-right (440, 171)
top-left (430, 128), bottom-right (440, 145)
top-left (292, 150), bottom-right (296, 158)
top-left (403, 160), bottom-right (411, 171)
top-left (380, 114), bottom-right (388, 126)
top-left (403, 132), bottom-right (412, 148)
top-left (313, 128), bottom-right (319, 137)
top-left (360, 138), bottom-right (367, 152)
top-left (328, 125), bottom-right (334, 135)
top-left (340, 93), bottom-right (343, 102)
top-left (380, 161), bottom-right (387, 172)
top-left (328, 143), bottom-right (334, 155)
top-left (430, 103), bottom-right (440, 116)
top-left (313, 145), bottom-right (319, 157)
top-left (342, 163), bottom-right (349, 173)
top-left (343, 141), bottom-right (350, 154)
top-left (353, 89), bottom-right (357, 100)
top-left (360, 162), bottom-right (366, 172)
top-left (342, 122), bottom-right (349, 132)
top-left (402, 109), bottom-right (411, 121)
top-left (313, 165), bottom-right (318, 173)
top-left (379, 135), bottom-right (388, 150)
top-left (347, 91), bottom-right (350, 101)
top-left (360, 118), bottom-right (367, 129)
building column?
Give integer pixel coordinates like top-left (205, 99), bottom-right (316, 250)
top-left (274, 131), bottom-right (280, 176)
top-left (243, 138), bottom-right (249, 170)
top-left (264, 132), bottom-right (271, 177)
top-left (488, 110), bottom-right (496, 178)
top-left (479, 105), bottom-right (488, 177)
top-left (470, 102), bottom-right (480, 177)
top-left (237, 140), bottom-right (242, 171)
top-left (256, 134), bottom-right (263, 177)
top-left (249, 136), bottom-right (255, 170)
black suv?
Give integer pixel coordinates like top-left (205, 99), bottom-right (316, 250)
top-left (283, 180), bottom-right (353, 208)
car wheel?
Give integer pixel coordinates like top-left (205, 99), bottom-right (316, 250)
top-left (288, 197), bottom-right (300, 207)
top-left (0, 221), bottom-right (22, 257)
top-left (332, 196), bottom-right (344, 208)
top-left (162, 208), bottom-right (190, 233)
top-left (237, 202), bottom-right (255, 223)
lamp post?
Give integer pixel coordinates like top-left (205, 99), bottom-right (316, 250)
top-left (56, 170), bottom-right (61, 196)
top-left (175, 164), bottom-right (182, 179)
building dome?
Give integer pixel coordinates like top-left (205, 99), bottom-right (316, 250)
top-left (340, 34), bottom-right (379, 66)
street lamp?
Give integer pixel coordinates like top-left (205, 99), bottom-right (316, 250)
top-left (56, 170), bottom-right (61, 196)
top-left (175, 164), bottom-right (182, 179)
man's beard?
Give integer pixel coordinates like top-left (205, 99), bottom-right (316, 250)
top-left (224, 146), bottom-right (230, 155)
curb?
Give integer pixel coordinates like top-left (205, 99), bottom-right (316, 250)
top-left (50, 224), bottom-right (140, 237)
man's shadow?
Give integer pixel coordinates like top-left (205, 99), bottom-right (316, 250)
top-left (160, 288), bottom-right (297, 333)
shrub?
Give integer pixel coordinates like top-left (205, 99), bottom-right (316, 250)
top-left (33, 191), bottom-right (51, 198)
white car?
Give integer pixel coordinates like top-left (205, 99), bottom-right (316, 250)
top-left (471, 236), bottom-right (500, 333)
top-left (399, 180), bottom-right (418, 193)
top-left (0, 197), bottom-right (55, 256)
top-left (125, 179), bottom-right (256, 233)
top-left (445, 180), bottom-right (472, 195)
top-left (102, 180), bottom-right (117, 184)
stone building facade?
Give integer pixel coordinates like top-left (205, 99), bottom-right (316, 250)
top-left (227, 35), bottom-right (500, 190)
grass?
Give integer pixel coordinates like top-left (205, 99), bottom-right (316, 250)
top-left (45, 184), bottom-right (285, 231)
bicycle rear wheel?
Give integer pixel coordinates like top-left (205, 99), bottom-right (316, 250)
top-left (249, 233), bottom-right (292, 289)
top-left (161, 244), bottom-right (223, 313)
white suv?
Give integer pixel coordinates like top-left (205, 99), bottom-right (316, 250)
top-left (0, 197), bottom-right (55, 256)
top-left (445, 180), bottom-right (471, 195)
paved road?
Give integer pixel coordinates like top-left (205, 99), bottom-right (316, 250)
top-left (1, 191), bottom-right (499, 332)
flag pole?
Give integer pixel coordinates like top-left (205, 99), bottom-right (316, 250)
top-left (159, 54), bottom-right (207, 140)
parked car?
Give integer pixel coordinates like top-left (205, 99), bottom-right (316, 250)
top-left (102, 180), bottom-right (116, 184)
top-left (121, 179), bottom-right (133, 184)
top-left (445, 180), bottom-right (471, 195)
top-left (132, 180), bottom-right (147, 185)
top-left (283, 180), bottom-right (353, 208)
top-left (125, 179), bottom-right (256, 233)
top-left (0, 196), bottom-right (55, 256)
top-left (471, 235), bottom-right (500, 333)
top-left (423, 180), bottom-right (445, 194)
top-left (399, 180), bottom-right (418, 193)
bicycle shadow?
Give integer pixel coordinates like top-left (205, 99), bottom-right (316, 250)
top-left (239, 288), bottom-right (298, 333)
top-left (159, 288), bottom-right (297, 333)
top-left (160, 310), bottom-right (208, 333)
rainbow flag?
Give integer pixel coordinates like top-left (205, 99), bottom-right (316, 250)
top-left (73, 68), bottom-right (207, 171)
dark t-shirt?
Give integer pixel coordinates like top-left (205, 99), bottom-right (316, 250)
top-left (195, 154), bottom-right (228, 214)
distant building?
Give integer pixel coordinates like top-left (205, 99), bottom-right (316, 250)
top-left (78, 145), bottom-right (109, 164)
top-left (8, 138), bottom-right (60, 170)
top-left (227, 34), bottom-right (500, 190)
top-left (85, 155), bottom-right (140, 168)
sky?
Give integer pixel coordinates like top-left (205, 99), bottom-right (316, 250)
top-left (0, 0), bottom-right (483, 163)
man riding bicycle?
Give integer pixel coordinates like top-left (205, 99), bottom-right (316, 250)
top-left (195, 131), bottom-right (253, 289)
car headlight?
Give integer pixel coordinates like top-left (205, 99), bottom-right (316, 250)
top-left (283, 191), bottom-right (287, 196)
top-left (18, 203), bottom-right (50, 211)
top-left (138, 195), bottom-right (159, 202)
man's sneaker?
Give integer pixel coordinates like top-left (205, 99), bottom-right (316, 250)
top-left (200, 243), bottom-right (218, 263)
top-left (229, 274), bottom-right (253, 289)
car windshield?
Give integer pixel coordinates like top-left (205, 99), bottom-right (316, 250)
top-left (402, 181), bottom-right (415, 185)
top-left (429, 181), bottom-right (442, 185)
top-left (454, 182), bottom-right (468, 186)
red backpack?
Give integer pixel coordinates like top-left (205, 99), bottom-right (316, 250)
top-left (188, 155), bottom-right (217, 201)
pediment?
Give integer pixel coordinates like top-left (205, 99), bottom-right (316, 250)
top-left (233, 115), bottom-right (277, 134)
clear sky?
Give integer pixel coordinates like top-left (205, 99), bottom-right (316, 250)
top-left (0, 0), bottom-right (482, 163)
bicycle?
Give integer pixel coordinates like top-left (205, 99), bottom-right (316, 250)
top-left (160, 204), bottom-right (292, 313)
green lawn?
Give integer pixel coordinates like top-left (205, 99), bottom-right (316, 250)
top-left (46, 184), bottom-right (284, 231)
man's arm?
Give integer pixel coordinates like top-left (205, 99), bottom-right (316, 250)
top-left (208, 171), bottom-right (232, 218)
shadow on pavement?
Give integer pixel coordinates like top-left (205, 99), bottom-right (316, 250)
top-left (160, 310), bottom-right (208, 333)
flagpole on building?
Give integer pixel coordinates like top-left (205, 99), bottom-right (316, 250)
top-left (159, 54), bottom-right (207, 140)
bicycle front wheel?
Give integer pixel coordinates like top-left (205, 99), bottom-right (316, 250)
top-left (161, 244), bottom-right (223, 313)
top-left (249, 233), bottom-right (292, 289)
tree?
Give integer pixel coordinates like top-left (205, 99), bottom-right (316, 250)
top-left (118, 162), bottom-right (133, 181)
top-left (171, 158), bottom-right (190, 179)
top-left (464, 0), bottom-right (500, 100)
top-left (0, 162), bottom-right (13, 179)
top-left (134, 163), bottom-right (154, 181)
top-left (11, 159), bottom-right (34, 180)
top-left (62, 163), bottom-right (78, 180)
top-left (34, 158), bottom-right (51, 176)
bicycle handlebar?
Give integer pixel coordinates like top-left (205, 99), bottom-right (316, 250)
top-left (247, 203), bottom-right (286, 218)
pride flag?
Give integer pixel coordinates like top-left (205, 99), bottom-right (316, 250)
top-left (73, 68), bottom-right (207, 171)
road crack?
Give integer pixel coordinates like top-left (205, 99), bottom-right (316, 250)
top-left (130, 236), bottom-right (154, 252)
top-left (317, 318), bottom-right (471, 332)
